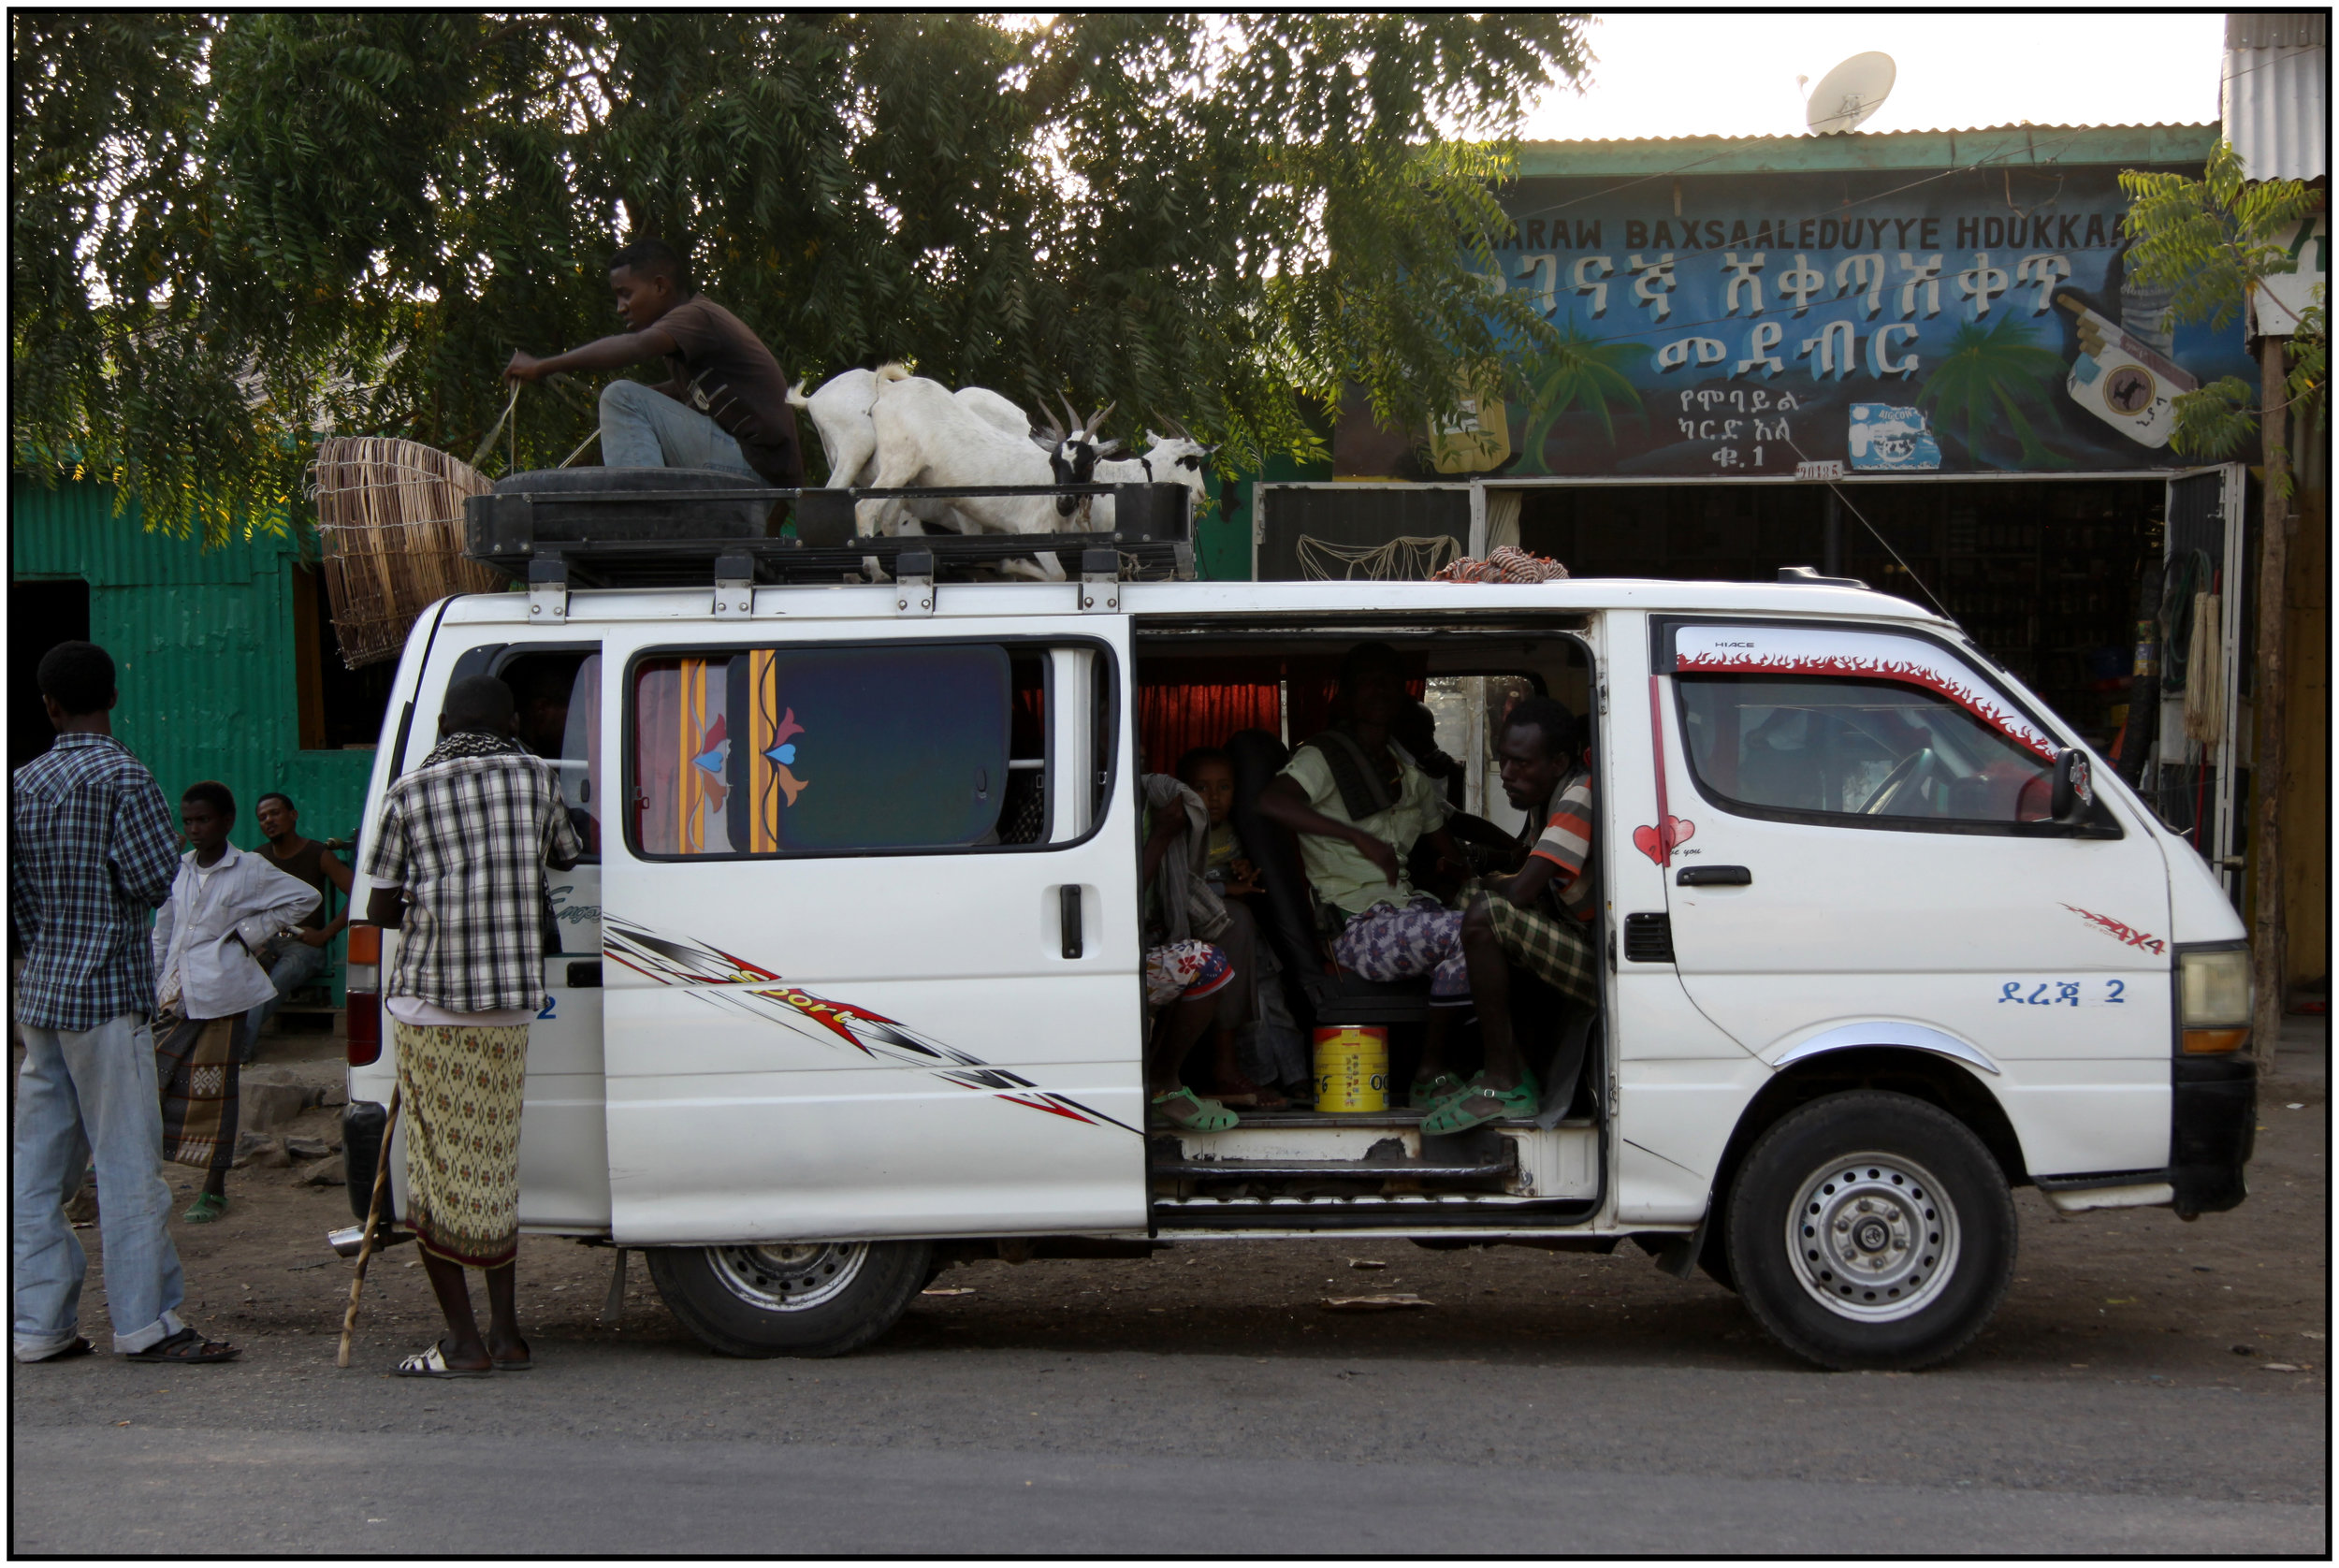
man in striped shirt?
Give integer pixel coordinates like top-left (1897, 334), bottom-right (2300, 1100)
top-left (1424, 697), bottom-right (1599, 1134)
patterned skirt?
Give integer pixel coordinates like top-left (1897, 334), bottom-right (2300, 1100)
top-left (154, 1013), bottom-right (240, 1172)
top-left (393, 1019), bottom-right (530, 1269)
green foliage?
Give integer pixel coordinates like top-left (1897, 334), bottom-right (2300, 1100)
top-left (11, 12), bottom-right (1590, 542)
top-left (1509, 322), bottom-right (1646, 471)
top-left (1916, 314), bottom-right (2069, 470)
top-left (2119, 141), bottom-right (2327, 472)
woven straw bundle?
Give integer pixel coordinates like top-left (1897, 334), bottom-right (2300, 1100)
top-left (308, 437), bottom-right (504, 668)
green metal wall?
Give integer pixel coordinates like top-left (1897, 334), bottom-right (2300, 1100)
top-left (11, 478), bottom-right (375, 988)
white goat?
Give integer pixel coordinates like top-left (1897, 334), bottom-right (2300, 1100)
top-left (863, 376), bottom-right (1114, 580)
top-left (1082, 424), bottom-right (1217, 531)
top-left (787, 363), bottom-right (1029, 489)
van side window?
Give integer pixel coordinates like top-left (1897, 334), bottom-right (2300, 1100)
top-left (498, 649), bottom-right (601, 862)
top-left (628, 644), bottom-right (1087, 858)
top-left (1678, 674), bottom-right (2054, 825)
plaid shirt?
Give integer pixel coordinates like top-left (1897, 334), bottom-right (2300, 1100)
top-left (361, 746), bottom-right (582, 1014)
top-left (11, 733), bottom-right (182, 1031)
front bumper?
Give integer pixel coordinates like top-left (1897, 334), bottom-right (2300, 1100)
top-left (2169, 1053), bottom-right (2256, 1217)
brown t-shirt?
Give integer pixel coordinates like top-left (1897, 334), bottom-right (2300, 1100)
top-left (261, 838), bottom-right (335, 931)
top-left (656, 296), bottom-right (805, 486)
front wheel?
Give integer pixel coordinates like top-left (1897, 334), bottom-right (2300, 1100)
top-left (646, 1239), bottom-right (932, 1358)
top-left (1725, 1091), bottom-right (2014, 1371)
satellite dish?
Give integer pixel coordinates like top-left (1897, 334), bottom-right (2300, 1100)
top-left (1805, 51), bottom-right (1896, 135)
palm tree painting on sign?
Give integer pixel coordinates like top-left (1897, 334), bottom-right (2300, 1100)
top-left (1916, 315), bottom-right (2072, 470)
top-left (1511, 322), bottom-right (1649, 473)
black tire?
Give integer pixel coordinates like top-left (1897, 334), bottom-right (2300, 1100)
top-left (1725, 1091), bottom-right (2014, 1371)
top-left (646, 1240), bottom-right (932, 1359)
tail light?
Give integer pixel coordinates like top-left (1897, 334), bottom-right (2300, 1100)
top-left (346, 923), bottom-right (383, 1067)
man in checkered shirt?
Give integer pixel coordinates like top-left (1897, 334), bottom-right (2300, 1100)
top-left (12, 642), bottom-right (239, 1365)
top-left (361, 675), bottom-right (580, 1377)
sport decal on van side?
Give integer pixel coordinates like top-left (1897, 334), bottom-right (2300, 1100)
top-left (2059, 903), bottom-right (2168, 955)
top-left (601, 915), bottom-right (1140, 1134)
top-left (1674, 626), bottom-right (2060, 762)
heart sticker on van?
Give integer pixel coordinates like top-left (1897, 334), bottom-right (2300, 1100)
top-left (1632, 816), bottom-right (1695, 864)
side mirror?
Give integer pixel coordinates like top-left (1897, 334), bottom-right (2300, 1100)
top-left (2049, 748), bottom-right (2094, 825)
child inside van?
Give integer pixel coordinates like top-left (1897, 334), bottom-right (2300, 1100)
top-left (1140, 767), bottom-right (1269, 1122)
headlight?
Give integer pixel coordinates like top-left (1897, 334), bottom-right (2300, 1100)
top-left (2177, 947), bottom-right (2251, 1053)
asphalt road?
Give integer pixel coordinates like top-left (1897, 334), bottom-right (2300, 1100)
top-left (11, 1022), bottom-right (2327, 1555)
top-left (10, 1353), bottom-right (2325, 1555)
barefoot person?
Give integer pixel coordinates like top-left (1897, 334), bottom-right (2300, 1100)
top-left (12, 642), bottom-right (239, 1365)
top-left (361, 675), bottom-right (581, 1377)
top-left (153, 781), bottom-right (321, 1221)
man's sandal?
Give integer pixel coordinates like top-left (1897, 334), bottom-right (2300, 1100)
top-left (182, 1193), bottom-right (227, 1224)
top-left (123, 1327), bottom-right (240, 1364)
top-left (1150, 1087), bottom-right (1240, 1133)
top-left (1406, 1072), bottom-right (1467, 1111)
top-left (22, 1337), bottom-right (94, 1363)
top-left (1420, 1073), bottom-right (1540, 1135)
top-left (397, 1342), bottom-right (493, 1378)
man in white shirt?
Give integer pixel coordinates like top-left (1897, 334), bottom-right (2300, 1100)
top-left (152, 781), bottom-right (320, 1221)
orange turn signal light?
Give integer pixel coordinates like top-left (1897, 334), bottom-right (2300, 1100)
top-left (2181, 1027), bottom-right (2249, 1055)
top-left (345, 923), bottom-right (382, 965)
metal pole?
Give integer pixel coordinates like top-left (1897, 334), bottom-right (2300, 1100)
top-left (1823, 489), bottom-right (1843, 578)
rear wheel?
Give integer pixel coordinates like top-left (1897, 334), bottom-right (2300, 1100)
top-left (1725, 1091), bottom-right (2014, 1370)
top-left (646, 1239), bottom-right (931, 1358)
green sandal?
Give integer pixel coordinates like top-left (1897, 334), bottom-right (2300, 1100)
top-left (1406, 1072), bottom-right (1467, 1111)
top-left (1420, 1072), bottom-right (1539, 1135)
top-left (182, 1192), bottom-right (227, 1224)
top-left (1150, 1087), bottom-right (1240, 1133)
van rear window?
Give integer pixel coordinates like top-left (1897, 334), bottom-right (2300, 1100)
top-left (631, 646), bottom-right (1012, 856)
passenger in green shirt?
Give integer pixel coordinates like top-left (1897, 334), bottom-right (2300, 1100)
top-left (1257, 644), bottom-right (1480, 1107)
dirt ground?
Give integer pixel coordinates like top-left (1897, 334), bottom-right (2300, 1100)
top-left (24, 1019), bottom-right (2329, 1387)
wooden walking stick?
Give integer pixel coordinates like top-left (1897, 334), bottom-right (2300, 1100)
top-left (337, 1086), bottom-right (401, 1368)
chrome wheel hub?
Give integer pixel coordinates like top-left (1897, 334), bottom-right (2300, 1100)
top-left (708, 1241), bottom-right (869, 1313)
top-left (1786, 1153), bottom-right (1958, 1323)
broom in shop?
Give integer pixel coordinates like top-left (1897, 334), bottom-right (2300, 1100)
top-left (336, 1087), bottom-right (400, 1368)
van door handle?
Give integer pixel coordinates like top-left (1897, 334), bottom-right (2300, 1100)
top-left (1059, 885), bottom-right (1083, 959)
top-left (1676, 865), bottom-right (1751, 886)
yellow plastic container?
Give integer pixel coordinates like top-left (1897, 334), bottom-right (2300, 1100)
top-left (1313, 1025), bottom-right (1389, 1114)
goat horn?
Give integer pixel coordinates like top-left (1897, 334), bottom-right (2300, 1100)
top-left (1032, 404), bottom-right (1068, 443)
top-left (1162, 414), bottom-right (1190, 441)
top-left (1085, 399), bottom-right (1117, 437)
top-left (1057, 393), bottom-right (1083, 442)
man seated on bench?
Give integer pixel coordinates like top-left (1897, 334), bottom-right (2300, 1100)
top-left (1255, 642), bottom-right (1473, 1110)
top-left (1426, 697), bottom-right (1601, 1135)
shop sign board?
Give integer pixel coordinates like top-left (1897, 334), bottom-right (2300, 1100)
top-left (1338, 162), bottom-right (2260, 481)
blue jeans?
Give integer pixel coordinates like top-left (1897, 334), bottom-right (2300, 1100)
top-left (12, 1014), bottom-right (187, 1357)
top-left (599, 380), bottom-right (760, 476)
top-left (237, 936), bottom-right (328, 1062)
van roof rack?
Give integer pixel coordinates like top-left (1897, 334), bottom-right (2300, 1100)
top-left (464, 480), bottom-right (1196, 588)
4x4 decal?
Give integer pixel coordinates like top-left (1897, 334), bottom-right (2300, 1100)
top-left (601, 914), bottom-right (1139, 1134)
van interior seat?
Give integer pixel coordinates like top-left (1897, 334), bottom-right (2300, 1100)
top-left (1223, 728), bottom-right (1437, 1027)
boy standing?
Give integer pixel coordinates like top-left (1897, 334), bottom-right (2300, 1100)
top-left (153, 782), bottom-right (321, 1220)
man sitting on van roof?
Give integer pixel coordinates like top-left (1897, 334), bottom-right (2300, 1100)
top-left (1255, 643), bottom-right (1473, 1107)
top-left (503, 238), bottom-right (806, 488)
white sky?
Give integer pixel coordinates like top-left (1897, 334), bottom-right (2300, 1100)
top-left (1520, 12), bottom-right (2227, 141)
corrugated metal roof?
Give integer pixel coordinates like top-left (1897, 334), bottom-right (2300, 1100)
top-left (2222, 27), bottom-right (2327, 182)
top-left (1515, 124), bottom-right (2217, 179)
top-left (10, 477), bottom-right (315, 588)
top-left (11, 478), bottom-right (371, 872)
top-left (2228, 13), bottom-right (2325, 50)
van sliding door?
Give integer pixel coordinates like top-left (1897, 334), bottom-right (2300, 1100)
top-left (596, 615), bottom-right (1145, 1245)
